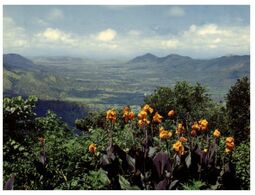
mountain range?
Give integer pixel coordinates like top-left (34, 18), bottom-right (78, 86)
top-left (3, 53), bottom-right (250, 125)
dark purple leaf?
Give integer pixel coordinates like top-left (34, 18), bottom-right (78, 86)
top-left (4, 175), bottom-right (15, 190)
top-left (39, 151), bottom-right (47, 165)
top-left (153, 151), bottom-right (172, 180)
top-left (169, 179), bottom-right (179, 190)
top-left (155, 178), bottom-right (169, 190)
top-left (222, 162), bottom-right (240, 190)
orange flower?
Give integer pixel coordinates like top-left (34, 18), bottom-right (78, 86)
top-left (226, 137), bottom-right (234, 143)
top-left (142, 104), bottom-right (153, 114)
top-left (88, 143), bottom-right (97, 153)
top-left (199, 119), bottom-right (208, 132)
top-left (226, 142), bottom-right (235, 150)
top-left (172, 141), bottom-right (184, 155)
top-left (159, 126), bottom-right (165, 132)
top-left (138, 110), bottom-right (147, 120)
top-left (129, 111), bottom-right (135, 120)
top-left (176, 123), bottom-right (184, 135)
top-left (179, 136), bottom-right (188, 143)
top-left (190, 130), bottom-right (197, 137)
top-left (153, 112), bottom-right (163, 123)
top-left (213, 129), bottom-right (221, 138)
top-left (123, 106), bottom-right (135, 123)
top-left (138, 118), bottom-right (150, 127)
top-left (159, 130), bottom-right (172, 140)
top-left (123, 106), bottom-right (130, 113)
top-left (192, 122), bottom-right (200, 131)
top-left (168, 110), bottom-right (175, 118)
top-left (225, 136), bottom-right (235, 153)
top-left (138, 119), bottom-right (143, 127)
top-left (106, 109), bottom-right (117, 123)
top-left (123, 111), bottom-right (129, 123)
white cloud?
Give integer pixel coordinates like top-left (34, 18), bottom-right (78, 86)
top-left (47, 8), bottom-right (64, 21)
top-left (180, 24), bottom-right (249, 52)
top-left (35, 28), bottom-right (76, 46)
top-left (3, 17), bottom-right (29, 51)
top-left (166, 6), bottom-right (185, 17)
top-left (3, 16), bottom-right (249, 58)
top-left (96, 29), bottom-right (117, 42)
top-left (161, 39), bottom-right (179, 48)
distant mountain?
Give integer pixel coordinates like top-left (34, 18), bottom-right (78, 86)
top-left (3, 53), bottom-right (36, 70)
top-left (3, 53), bottom-right (250, 107)
top-left (3, 54), bottom-right (72, 100)
top-left (128, 53), bottom-right (249, 76)
top-left (129, 53), bottom-right (158, 63)
top-left (129, 53), bottom-right (249, 68)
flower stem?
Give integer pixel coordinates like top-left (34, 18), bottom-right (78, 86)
top-left (165, 140), bottom-right (169, 154)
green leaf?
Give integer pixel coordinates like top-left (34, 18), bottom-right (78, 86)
top-left (148, 146), bottom-right (157, 158)
top-left (119, 175), bottom-right (140, 190)
top-left (185, 152), bottom-right (191, 168)
top-left (97, 169), bottom-right (110, 185)
top-left (19, 146), bottom-right (25, 151)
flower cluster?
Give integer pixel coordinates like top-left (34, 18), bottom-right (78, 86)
top-left (225, 137), bottom-right (235, 154)
top-left (179, 136), bottom-right (188, 143)
top-left (159, 127), bottom-right (172, 140)
top-left (153, 112), bottom-right (163, 123)
top-left (106, 109), bottom-right (117, 123)
top-left (142, 104), bottom-right (154, 114)
top-left (167, 110), bottom-right (175, 118)
top-left (176, 123), bottom-right (185, 135)
top-left (123, 106), bottom-right (135, 123)
top-left (88, 143), bottom-right (97, 153)
top-left (137, 104), bottom-right (154, 127)
top-left (190, 119), bottom-right (209, 136)
top-left (172, 140), bottom-right (184, 155)
top-left (213, 129), bottom-right (221, 138)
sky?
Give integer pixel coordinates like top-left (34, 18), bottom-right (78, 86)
top-left (3, 5), bottom-right (250, 59)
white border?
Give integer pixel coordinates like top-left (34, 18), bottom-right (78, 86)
top-left (0, 0), bottom-right (254, 194)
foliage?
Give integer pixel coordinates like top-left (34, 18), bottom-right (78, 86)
top-left (75, 111), bottom-right (107, 131)
top-left (3, 77), bottom-right (250, 190)
top-left (226, 76), bottom-right (250, 144)
top-left (144, 81), bottom-right (228, 132)
top-left (180, 179), bottom-right (206, 190)
top-left (3, 96), bottom-right (38, 142)
top-left (144, 82), bottom-right (211, 119)
top-left (232, 142), bottom-right (250, 190)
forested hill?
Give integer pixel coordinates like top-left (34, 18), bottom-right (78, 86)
top-left (3, 53), bottom-right (250, 125)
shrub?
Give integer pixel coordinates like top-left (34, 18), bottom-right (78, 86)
top-left (3, 96), bottom-right (37, 142)
top-left (232, 142), bottom-right (250, 190)
top-left (144, 81), bottom-right (228, 132)
top-left (226, 77), bottom-right (250, 144)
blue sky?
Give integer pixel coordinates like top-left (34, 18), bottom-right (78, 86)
top-left (3, 5), bottom-right (250, 59)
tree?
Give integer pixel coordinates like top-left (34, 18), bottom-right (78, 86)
top-left (3, 96), bottom-right (37, 142)
top-left (226, 77), bottom-right (250, 144)
top-left (144, 81), bottom-right (212, 121)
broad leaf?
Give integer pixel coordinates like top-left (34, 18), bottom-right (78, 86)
top-left (119, 175), bottom-right (140, 190)
top-left (4, 175), bottom-right (15, 190)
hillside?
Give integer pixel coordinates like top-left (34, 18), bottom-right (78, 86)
top-left (3, 53), bottom-right (250, 108)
